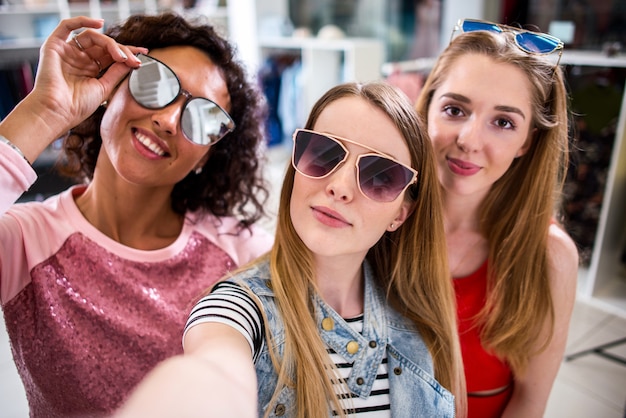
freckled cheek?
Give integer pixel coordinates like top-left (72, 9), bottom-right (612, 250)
top-left (426, 117), bottom-right (447, 142)
top-left (289, 175), bottom-right (318, 219)
top-left (292, 174), bottom-right (319, 197)
top-left (288, 188), bottom-right (308, 243)
top-left (426, 128), bottom-right (448, 156)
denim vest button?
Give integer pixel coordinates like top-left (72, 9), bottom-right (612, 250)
top-left (321, 317), bottom-right (334, 331)
top-left (356, 377), bottom-right (365, 385)
top-left (274, 403), bottom-right (286, 416)
top-left (369, 340), bottom-right (377, 348)
top-left (393, 367), bottom-right (402, 375)
top-left (346, 341), bottom-right (359, 354)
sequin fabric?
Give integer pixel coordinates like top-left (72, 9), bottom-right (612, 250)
top-left (3, 231), bottom-right (234, 417)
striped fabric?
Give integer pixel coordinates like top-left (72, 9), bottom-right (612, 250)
top-left (185, 281), bottom-right (391, 416)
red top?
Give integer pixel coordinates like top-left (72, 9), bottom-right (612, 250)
top-left (454, 260), bottom-right (514, 418)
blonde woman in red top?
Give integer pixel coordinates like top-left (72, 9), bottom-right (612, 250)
top-left (415, 19), bottom-right (579, 418)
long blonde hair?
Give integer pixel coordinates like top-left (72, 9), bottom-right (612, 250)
top-left (265, 81), bottom-right (466, 417)
top-left (415, 30), bottom-right (571, 375)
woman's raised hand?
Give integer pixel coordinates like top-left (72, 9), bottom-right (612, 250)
top-left (31, 16), bottom-right (146, 133)
top-left (0, 16), bottom-right (148, 162)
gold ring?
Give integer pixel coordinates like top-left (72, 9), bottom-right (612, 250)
top-left (72, 34), bottom-right (85, 51)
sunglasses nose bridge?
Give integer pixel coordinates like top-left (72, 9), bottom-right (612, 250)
top-left (179, 89), bottom-right (193, 101)
top-left (324, 157), bottom-right (360, 201)
top-left (151, 98), bottom-right (186, 136)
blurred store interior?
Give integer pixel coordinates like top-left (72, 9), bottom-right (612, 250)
top-left (1, 0), bottom-right (626, 416)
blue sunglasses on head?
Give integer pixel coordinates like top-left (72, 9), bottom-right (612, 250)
top-left (452, 19), bottom-right (563, 67)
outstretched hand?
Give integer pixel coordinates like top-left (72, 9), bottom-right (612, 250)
top-left (31, 16), bottom-right (147, 132)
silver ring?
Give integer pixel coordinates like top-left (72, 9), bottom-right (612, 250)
top-left (93, 58), bottom-right (102, 72)
top-left (72, 34), bottom-right (85, 51)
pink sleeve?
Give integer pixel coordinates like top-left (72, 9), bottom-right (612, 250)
top-left (0, 144), bottom-right (38, 303)
top-left (0, 141), bottom-right (37, 214)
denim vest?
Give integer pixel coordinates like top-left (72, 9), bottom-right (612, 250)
top-left (229, 260), bottom-right (455, 418)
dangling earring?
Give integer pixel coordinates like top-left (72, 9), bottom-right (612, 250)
top-left (194, 166), bottom-right (203, 175)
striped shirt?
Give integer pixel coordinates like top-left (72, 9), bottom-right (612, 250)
top-left (184, 281), bottom-right (391, 416)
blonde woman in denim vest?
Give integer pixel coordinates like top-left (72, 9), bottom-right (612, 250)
top-left (117, 81), bottom-right (467, 417)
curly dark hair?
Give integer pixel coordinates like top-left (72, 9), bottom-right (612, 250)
top-left (61, 12), bottom-right (269, 229)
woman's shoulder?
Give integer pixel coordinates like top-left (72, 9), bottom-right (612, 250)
top-left (226, 258), bottom-right (273, 295)
top-left (3, 187), bottom-right (83, 243)
top-left (547, 224), bottom-right (579, 267)
top-left (186, 213), bottom-right (274, 265)
top-left (546, 223), bottom-right (579, 287)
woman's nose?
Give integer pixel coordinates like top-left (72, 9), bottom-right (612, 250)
top-left (325, 160), bottom-right (357, 202)
top-left (456, 118), bottom-right (484, 152)
top-left (151, 99), bottom-right (185, 137)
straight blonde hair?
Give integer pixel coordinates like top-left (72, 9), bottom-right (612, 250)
top-left (263, 81), bottom-right (466, 417)
top-left (415, 30), bottom-right (571, 376)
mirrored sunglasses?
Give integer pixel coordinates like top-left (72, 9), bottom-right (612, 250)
top-left (128, 54), bottom-right (235, 146)
top-left (292, 129), bottom-right (418, 202)
top-left (452, 18), bottom-right (563, 65)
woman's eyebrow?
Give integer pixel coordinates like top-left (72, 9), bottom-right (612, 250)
top-left (440, 92), bottom-right (526, 120)
top-left (494, 105), bottom-right (526, 120)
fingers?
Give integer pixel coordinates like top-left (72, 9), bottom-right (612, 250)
top-left (71, 32), bottom-right (86, 51)
top-left (70, 29), bottom-right (139, 66)
top-left (56, 16), bottom-right (146, 72)
top-left (57, 16), bottom-right (105, 40)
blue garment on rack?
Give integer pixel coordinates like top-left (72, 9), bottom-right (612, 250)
top-left (258, 58), bottom-right (283, 147)
top-left (278, 60), bottom-right (303, 142)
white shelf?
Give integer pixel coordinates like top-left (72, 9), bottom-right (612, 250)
top-left (382, 51), bottom-right (626, 319)
top-left (0, 2), bottom-right (229, 66)
top-left (259, 36), bottom-right (385, 116)
top-left (0, 4), bottom-right (59, 14)
top-left (558, 52), bottom-right (626, 318)
top-left (381, 50), bottom-right (626, 76)
top-left (560, 50), bottom-right (626, 68)
top-left (580, 75), bottom-right (626, 319)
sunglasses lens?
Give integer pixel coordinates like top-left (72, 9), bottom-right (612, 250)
top-left (358, 155), bottom-right (414, 202)
top-left (293, 131), bottom-right (346, 178)
top-left (515, 33), bottom-right (560, 53)
top-left (461, 20), bottom-right (502, 34)
top-left (129, 54), bottom-right (235, 145)
top-left (129, 54), bottom-right (179, 108)
top-left (181, 98), bottom-right (236, 145)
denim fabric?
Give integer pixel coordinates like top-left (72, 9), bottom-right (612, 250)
top-left (229, 259), bottom-right (455, 417)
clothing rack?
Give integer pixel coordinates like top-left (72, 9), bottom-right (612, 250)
top-left (380, 50), bottom-right (626, 78)
top-left (380, 57), bottom-right (437, 77)
top-left (564, 337), bottom-right (626, 366)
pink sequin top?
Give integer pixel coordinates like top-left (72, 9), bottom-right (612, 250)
top-left (0, 142), bottom-right (274, 417)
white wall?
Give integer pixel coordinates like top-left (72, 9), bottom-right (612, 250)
top-left (232, 0), bottom-right (492, 73)
top-left (440, 0), bottom-right (495, 55)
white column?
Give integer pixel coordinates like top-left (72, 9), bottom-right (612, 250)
top-left (227, 0), bottom-right (260, 76)
top-left (440, 0), bottom-right (484, 54)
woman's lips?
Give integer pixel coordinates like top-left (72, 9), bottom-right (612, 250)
top-left (311, 206), bottom-right (352, 228)
top-left (447, 157), bottom-right (481, 176)
top-left (132, 128), bottom-right (171, 159)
